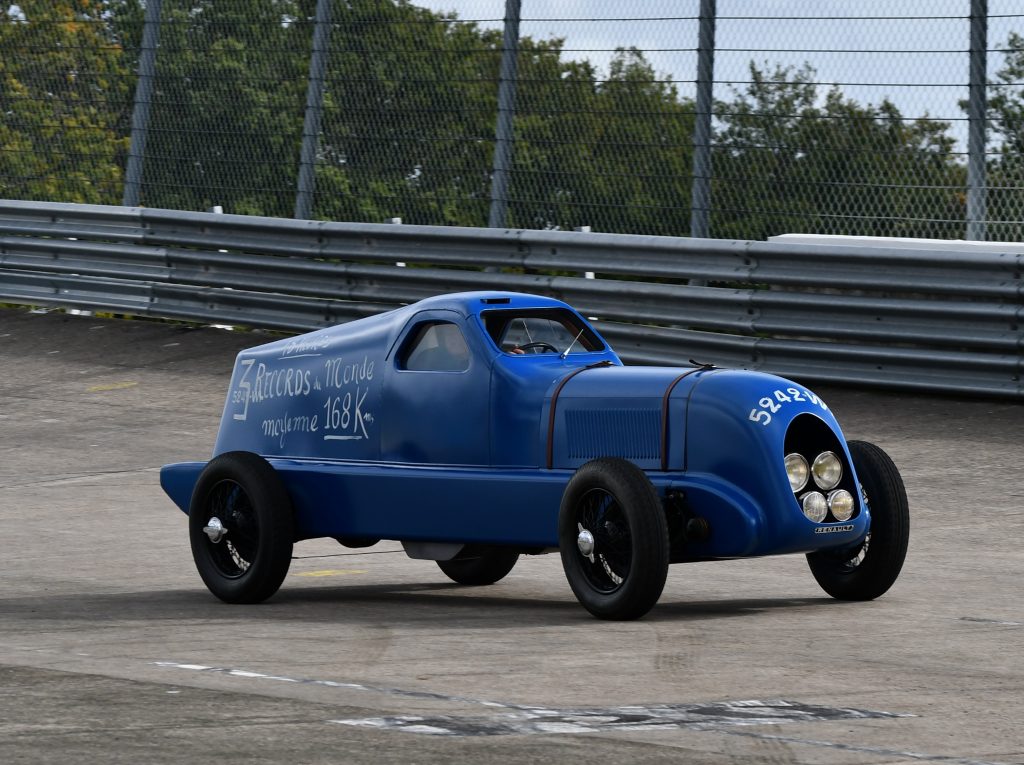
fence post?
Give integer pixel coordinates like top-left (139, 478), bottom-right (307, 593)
top-left (122, 0), bottom-right (162, 207)
top-left (487, 0), bottom-right (522, 229)
top-left (689, 0), bottom-right (716, 240)
top-left (294, 0), bottom-right (333, 220)
top-left (966, 0), bottom-right (988, 241)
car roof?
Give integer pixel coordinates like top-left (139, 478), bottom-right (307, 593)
top-left (234, 291), bottom-right (585, 360)
top-left (407, 291), bottom-right (574, 317)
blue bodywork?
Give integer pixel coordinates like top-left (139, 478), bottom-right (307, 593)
top-left (161, 291), bottom-right (869, 560)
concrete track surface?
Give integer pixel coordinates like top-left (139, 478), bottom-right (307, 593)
top-left (0, 307), bottom-right (1021, 765)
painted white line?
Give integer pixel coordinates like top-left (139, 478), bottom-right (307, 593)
top-left (324, 435), bottom-right (363, 441)
top-left (151, 662), bottom-right (465, 704)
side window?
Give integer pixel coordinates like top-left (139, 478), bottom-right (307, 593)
top-left (399, 322), bottom-right (470, 372)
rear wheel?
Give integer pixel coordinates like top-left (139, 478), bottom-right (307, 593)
top-left (558, 458), bottom-right (669, 620)
top-left (436, 545), bottom-right (519, 585)
top-left (189, 451), bottom-right (294, 604)
top-left (807, 440), bottom-right (909, 600)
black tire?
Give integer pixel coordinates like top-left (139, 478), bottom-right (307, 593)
top-left (436, 545), bottom-right (520, 585)
top-left (807, 440), bottom-right (909, 600)
top-left (188, 451), bottom-right (294, 604)
top-left (558, 458), bottom-right (669, 620)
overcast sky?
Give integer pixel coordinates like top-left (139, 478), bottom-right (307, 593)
top-left (419, 0), bottom-right (1024, 150)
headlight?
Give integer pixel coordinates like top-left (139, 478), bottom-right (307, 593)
top-left (811, 451), bottom-right (842, 490)
top-left (784, 453), bottom-right (809, 492)
top-left (801, 492), bottom-right (828, 523)
top-left (828, 489), bottom-right (855, 521)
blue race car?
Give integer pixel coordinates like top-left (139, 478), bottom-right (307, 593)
top-left (161, 291), bottom-right (909, 620)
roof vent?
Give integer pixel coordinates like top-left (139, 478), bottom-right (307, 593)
top-left (480, 297), bottom-right (511, 304)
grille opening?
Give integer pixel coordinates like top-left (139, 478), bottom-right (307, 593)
top-left (784, 413), bottom-right (859, 522)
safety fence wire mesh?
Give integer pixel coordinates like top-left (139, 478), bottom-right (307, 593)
top-left (0, 2), bottom-right (134, 205)
top-left (142, 0), bottom-right (312, 216)
top-left (711, 0), bottom-right (970, 241)
top-left (1, 2), bottom-right (1024, 240)
top-left (501, 2), bottom-right (698, 235)
top-left (314, 0), bottom-right (502, 226)
top-left (987, 0), bottom-right (1024, 242)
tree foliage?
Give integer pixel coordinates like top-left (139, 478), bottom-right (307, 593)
top-left (1, 2), bottom-right (1021, 241)
top-left (123, 0), bottom-right (312, 215)
top-left (508, 47), bottom-right (695, 235)
top-left (312, 0), bottom-right (502, 225)
top-left (0, 0), bottom-right (134, 203)
top-left (714, 63), bottom-right (963, 240)
top-left (984, 31), bottom-right (1024, 240)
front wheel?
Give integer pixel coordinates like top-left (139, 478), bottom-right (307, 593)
top-left (807, 440), bottom-right (909, 600)
top-left (436, 545), bottom-right (519, 585)
top-left (188, 451), bottom-right (294, 604)
top-left (558, 458), bottom-right (669, 620)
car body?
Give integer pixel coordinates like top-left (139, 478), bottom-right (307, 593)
top-left (161, 291), bottom-right (909, 619)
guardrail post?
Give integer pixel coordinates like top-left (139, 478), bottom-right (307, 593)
top-left (689, 0), bottom-right (716, 240)
top-left (122, 0), bottom-right (162, 207)
top-left (294, 0), bottom-right (334, 220)
top-left (487, 0), bottom-right (522, 229)
top-left (966, 0), bottom-right (988, 241)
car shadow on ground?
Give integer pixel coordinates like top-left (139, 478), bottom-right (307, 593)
top-left (0, 583), bottom-right (838, 629)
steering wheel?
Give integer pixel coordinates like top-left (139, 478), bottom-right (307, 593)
top-left (517, 341), bottom-right (559, 354)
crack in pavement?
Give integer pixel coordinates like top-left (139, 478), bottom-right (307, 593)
top-left (153, 661), bottom-right (913, 739)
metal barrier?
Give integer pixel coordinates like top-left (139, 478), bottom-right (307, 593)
top-left (0, 200), bottom-right (1021, 398)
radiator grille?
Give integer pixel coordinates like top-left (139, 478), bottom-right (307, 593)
top-left (565, 409), bottom-right (661, 460)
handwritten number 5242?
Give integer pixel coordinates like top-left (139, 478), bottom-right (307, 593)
top-left (748, 387), bottom-right (825, 426)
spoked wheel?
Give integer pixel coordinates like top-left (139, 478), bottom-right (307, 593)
top-left (806, 440), bottom-right (909, 600)
top-left (189, 451), bottom-right (294, 604)
top-left (573, 492), bottom-right (633, 593)
top-left (201, 480), bottom-right (259, 578)
top-left (559, 458), bottom-right (669, 620)
top-left (436, 545), bottom-right (519, 585)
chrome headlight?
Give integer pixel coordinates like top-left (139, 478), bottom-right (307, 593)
top-left (811, 451), bottom-right (842, 490)
top-left (801, 492), bottom-right (828, 523)
top-left (828, 489), bottom-right (855, 521)
top-left (784, 453), bottom-right (809, 492)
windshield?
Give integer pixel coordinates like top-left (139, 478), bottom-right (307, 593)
top-left (482, 308), bottom-right (604, 356)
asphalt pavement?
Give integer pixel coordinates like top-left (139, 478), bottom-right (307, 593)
top-left (0, 306), bottom-right (1021, 764)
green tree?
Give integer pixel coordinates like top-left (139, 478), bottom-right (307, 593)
top-left (128, 0), bottom-right (311, 215)
top-left (983, 32), bottom-right (1024, 240)
top-left (312, 13), bottom-right (696, 233)
top-left (0, 0), bottom-right (134, 203)
top-left (509, 47), bottom-right (695, 235)
top-left (0, 1), bottom-right (977, 241)
top-left (312, 0), bottom-right (502, 225)
top-left (713, 63), bottom-right (963, 240)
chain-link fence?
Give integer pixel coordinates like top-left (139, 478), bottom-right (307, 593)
top-left (1, 1), bottom-right (1023, 241)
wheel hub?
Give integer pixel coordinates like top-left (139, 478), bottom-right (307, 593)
top-left (576, 523), bottom-right (596, 562)
top-left (203, 516), bottom-right (228, 543)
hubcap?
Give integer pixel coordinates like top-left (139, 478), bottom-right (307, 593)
top-left (203, 516), bottom-right (228, 543)
top-left (577, 523), bottom-right (596, 562)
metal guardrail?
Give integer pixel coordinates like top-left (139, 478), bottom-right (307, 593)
top-left (0, 200), bottom-right (1021, 398)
